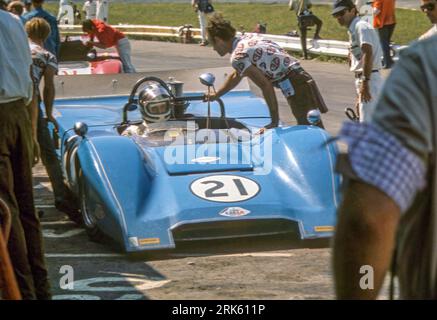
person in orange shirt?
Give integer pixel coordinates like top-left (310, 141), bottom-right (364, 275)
top-left (82, 19), bottom-right (136, 73)
top-left (373, 0), bottom-right (396, 69)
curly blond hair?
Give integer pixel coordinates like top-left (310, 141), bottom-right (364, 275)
top-left (25, 17), bottom-right (51, 42)
top-left (206, 13), bottom-right (236, 42)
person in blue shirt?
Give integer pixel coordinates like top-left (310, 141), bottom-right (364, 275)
top-left (23, 0), bottom-right (60, 59)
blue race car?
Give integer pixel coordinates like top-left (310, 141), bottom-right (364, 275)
top-left (53, 71), bottom-right (340, 253)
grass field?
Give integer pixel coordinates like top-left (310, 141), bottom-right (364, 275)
top-left (44, 3), bottom-right (430, 45)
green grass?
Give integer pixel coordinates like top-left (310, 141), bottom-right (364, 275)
top-left (44, 3), bottom-right (430, 45)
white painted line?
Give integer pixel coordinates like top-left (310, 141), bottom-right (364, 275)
top-left (36, 204), bottom-right (55, 209)
top-left (41, 220), bottom-right (76, 225)
top-left (45, 253), bottom-right (123, 258)
top-left (43, 229), bottom-right (85, 238)
top-left (171, 252), bottom-right (297, 258)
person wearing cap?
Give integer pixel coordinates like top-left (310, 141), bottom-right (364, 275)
top-left (204, 13), bottom-right (328, 129)
top-left (332, 0), bottom-right (383, 122)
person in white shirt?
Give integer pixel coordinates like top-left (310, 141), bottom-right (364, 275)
top-left (0, 10), bottom-right (51, 300)
top-left (82, 0), bottom-right (96, 20)
top-left (96, 0), bottom-right (108, 22)
top-left (332, 0), bottom-right (383, 122)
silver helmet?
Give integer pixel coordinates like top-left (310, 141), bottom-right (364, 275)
top-left (138, 82), bottom-right (172, 123)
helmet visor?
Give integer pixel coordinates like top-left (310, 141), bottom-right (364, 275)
top-left (146, 100), bottom-right (171, 115)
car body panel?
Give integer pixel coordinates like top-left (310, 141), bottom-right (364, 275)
top-left (52, 73), bottom-right (339, 252)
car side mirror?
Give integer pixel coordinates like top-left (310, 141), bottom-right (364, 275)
top-left (307, 109), bottom-right (321, 126)
top-left (199, 73), bottom-right (215, 87)
top-left (74, 122), bottom-right (88, 137)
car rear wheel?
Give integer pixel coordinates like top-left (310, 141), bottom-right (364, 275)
top-left (79, 170), bottom-right (106, 243)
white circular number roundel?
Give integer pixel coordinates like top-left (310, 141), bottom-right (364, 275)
top-left (190, 175), bottom-right (260, 203)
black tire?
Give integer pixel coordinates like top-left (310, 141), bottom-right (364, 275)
top-left (79, 170), bottom-right (107, 243)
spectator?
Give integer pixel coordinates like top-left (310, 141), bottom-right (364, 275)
top-left (82, 0), bottom-right (96, 20)
top-left (26, 17), bottom-right (81, 224)
top-left (7, 1), bottom-right (26, 24)
top-left (333, 26), bottom-right (437, 301)
top-left (289, 0), bottom-right (323, 60)
top-left (82, 19), bottom-right (136, 73)
top-left (205, 13), bottom-right (328, 128)
top-left (332, 0), bottom-right (383, 122)
top-left (192, 0), bottom-right (214, 46)
top-left (23, 0), bottom-right (31, 14)
top-left (96, 0), bottom-right (108, 23)
top-left (419, 0), bottom-right (437, 40)
top-left (0, 10), bottom-right (51, 300)
top-left (23, 0), bottom-right (61, 59)
top-left (0, 0), bottom-right (7, 10)
top-left (373, 0), bottom-right (396, 69)
top-left (57, 0), bottom-right (69, 23)
top-left (72, 2), bottom-right (81, 24)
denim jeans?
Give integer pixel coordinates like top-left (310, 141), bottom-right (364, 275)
top-left (378, 24), bottom-right (396, 68)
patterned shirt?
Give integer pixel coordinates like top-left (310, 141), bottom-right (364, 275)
top-left (230, 34), bottom-right (300, 82)
top-left (29, 41), bottom-right (58, 97)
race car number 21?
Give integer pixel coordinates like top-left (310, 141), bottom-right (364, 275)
top-left (190, 175), bottom-right (260, 202)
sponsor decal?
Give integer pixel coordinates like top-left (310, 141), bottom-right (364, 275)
top-left (128, 237), bottom-right (139, 247)
top-left (236, 42), bottom-right (245, 52)
top-left (219, 207), bottom-right (251, 217)
top-left (190, 175), bottom-right (260, 203)
top-left (192, 156), bottom-right (221, 164)
top-left (266, 46), bottom-right (277, 55)
top-left (283, 56), bottom-right (291, 67)
top-left (234, 52), bottom-right (249, 60)
top-left (270, 57), bottom-right (280, 71)
top-left (314, 226), bottom-right (334, 232)
top-left (248, 39), bottom-right (258, 47)
top-left (252, 47), bottom-right (263, 63)
top-left (139, 238), bottom-right (160, 245)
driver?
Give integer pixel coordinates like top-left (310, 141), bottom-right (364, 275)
top-left (122, 82), bottom-right (172, 137)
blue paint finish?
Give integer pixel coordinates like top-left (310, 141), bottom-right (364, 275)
top-left (55, 89), bottom-right (340, 252)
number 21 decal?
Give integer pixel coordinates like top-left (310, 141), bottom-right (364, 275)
top-left (190, 175), bottom-right (260, 202)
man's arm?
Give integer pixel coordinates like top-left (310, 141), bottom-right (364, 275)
top-left (359, 43), bottom-right (373, 103)
top-left (243, 65), bottom-right (279, 127)
top-left (42, 65), bottom-right (57, 127)
top-left (206, 69), bottom-right (242, 100)
top-left (334, 180), bottom-right (400, 299)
